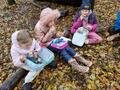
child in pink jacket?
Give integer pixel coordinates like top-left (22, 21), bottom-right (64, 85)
top-left (71, 4), bottom-right (102, 44)
top-left (10, 30), bottom-right (53, 87)
top-left (34, 8), bottom-right (59, 45)
top-left (34, 7), bottom-right (92, 73)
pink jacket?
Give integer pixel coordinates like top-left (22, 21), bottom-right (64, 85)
top-left (10, 31), bottom-right (41, 67)
top-left (71, 12), bottom-right (98, 34)
top-left (34, 7), bottom-right (60, 46)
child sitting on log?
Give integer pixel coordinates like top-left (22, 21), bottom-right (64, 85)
top-left (10, 30), bottom-right (54, 89)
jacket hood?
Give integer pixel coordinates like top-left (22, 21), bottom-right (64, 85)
top-left (11, 31), bottom-right (20, 45)
top-left (39, 7), bottom-right (60, 25)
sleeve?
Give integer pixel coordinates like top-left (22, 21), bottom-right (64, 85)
top-left (10, 46), bottom-right (24, 67)
top-left (91, 24), bottom-right (97, 31)
top-left (42, 26), bottom-right (56, 43)
top-left (70, 18), bottom-right (83, 34)
top-left (34, 26), bottom-right (45, 42)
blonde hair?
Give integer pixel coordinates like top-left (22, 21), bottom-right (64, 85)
top-left (17, 30), bottom-right (32, 44)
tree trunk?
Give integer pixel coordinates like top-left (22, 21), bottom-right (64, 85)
top-left (34, 0), bottom-right (95, 10)
top-left (0, 68), bottom-right (28, 90)
top-left (47, 0), bottom-right (82, 6)
top-left (7, 0), bottom-right (16, 5)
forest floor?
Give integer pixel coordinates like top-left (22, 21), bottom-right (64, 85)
top-left (0, 0), bottom-right (120, 90)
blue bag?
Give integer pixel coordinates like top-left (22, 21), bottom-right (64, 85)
top-left (114, 11), bottom-right (120, 31)
top-left (25, 48), bottom-right (54, 71)
top-left (38, 47), bottom-right (55, 65)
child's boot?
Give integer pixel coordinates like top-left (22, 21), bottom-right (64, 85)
top-left (75, 55), bottom-right (92, 67)
top-left (107, 33), bottom-right (120, 41)
top-left (23, 82), bottom-right (32, 90)
top-left (69, 59), bottom-right (89, 73)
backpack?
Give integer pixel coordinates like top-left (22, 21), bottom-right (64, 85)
top-left (51, 37), bottom-right (69, 49)
top-left (25, 47), bottom-right (55, 71)
top-left (114, 11), bottom-right (120, 31)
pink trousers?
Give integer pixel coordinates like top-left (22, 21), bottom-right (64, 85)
top-left (87, 32), bottom-right (102, 44)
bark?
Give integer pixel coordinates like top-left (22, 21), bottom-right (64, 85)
top-left (0, 68), bottom-right (28, 90)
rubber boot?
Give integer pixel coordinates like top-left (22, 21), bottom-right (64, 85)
top-left (75, 55), bottom-right (92, 67)
top-left (69, 59), bottom-right (89, 73)
top-left (23, 82), bottom-right (32, 90)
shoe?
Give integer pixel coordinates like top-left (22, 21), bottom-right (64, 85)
top-left (107, 33), bottom-right (119, 41)
top-left (69, 60), bottom-right (89, 73)
top-left (23, 82), bottom-right (32, 90)
top-left (77, 65), bottom-right (89, 73)
top-left (83, 60), bottom-right (92, 67)
top-left (75, 55), bottom-right (92, 67)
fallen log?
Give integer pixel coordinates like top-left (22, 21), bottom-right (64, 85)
top-left (35, 0), bottom-right (95, 9)
top-left (42, 0), bottom-right (83, 6)
top-left (0, 68), bottom-right (28, 90)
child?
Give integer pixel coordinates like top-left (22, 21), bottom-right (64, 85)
top-left (107, 11), bottom-right (120, 41)
top-left (71, 3), bottom-right (102, 44)
top-left (10, 30), bottom-right (53, 88)
top-left (34, 7), bottom-right (92, 73)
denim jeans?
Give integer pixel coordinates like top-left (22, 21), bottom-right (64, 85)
top-left (47, 45), bottom-right (76, 62)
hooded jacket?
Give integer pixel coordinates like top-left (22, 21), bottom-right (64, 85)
top-left (10, 31), bottom-right (41, 67)
top-left (34, 7), bottom-right (60, 46)
top-left (71, 10), bottom-right (98, 34)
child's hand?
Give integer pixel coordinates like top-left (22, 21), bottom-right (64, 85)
top-left (57, 31), bottom-right (64, 36)
top-left (35, 31), bottom-right (45, 42)
top-left (85, 24), bottom-right (92, 30)
top-left (33, 51), bottom-right (38, 59)
top-left (50, 26), bottom-right (56, 31)
top-left (28, 52), bottom-right (33, 57)
top-left (48, 21), bottom-right (55, 27)
top-left (80, 15), bottom-right (84, 20)
top-left (77, 27), bottom-right (83, 33)
top-left (20, 55), bottom-right (26, 63)
top-left (49, 26), bottom-right (56, 34)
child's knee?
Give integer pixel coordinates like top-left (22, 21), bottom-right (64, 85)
top-left (97, 36), bottom-right (102, 42)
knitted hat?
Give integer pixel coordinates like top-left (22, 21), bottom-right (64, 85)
top-left (39, 7), bottom-right (60, 25)
top-left (80, 4), bottom-right (91, 10)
